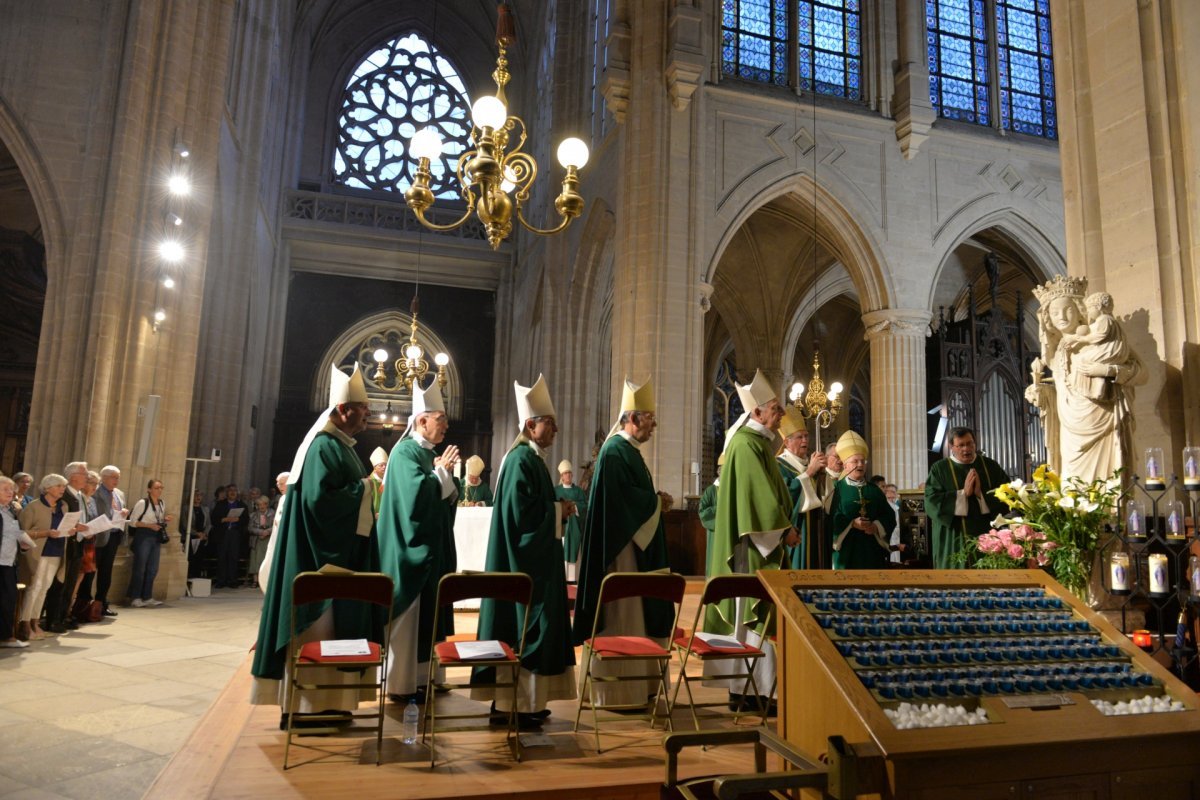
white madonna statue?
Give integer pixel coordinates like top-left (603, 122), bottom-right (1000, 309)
top-left (1025, 275), bottom-right (1142, 485)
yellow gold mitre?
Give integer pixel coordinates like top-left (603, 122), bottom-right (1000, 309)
top-left (619, 377), bottom-right (655, 413)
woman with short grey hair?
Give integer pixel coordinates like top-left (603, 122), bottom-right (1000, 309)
top-left (1, 476), bottom-right (36, 647)
top-left (16, 474), bottom-right (71, 640)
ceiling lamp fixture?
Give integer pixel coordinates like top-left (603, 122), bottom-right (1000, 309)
top-left (405, 2), bottom-right (588, 249)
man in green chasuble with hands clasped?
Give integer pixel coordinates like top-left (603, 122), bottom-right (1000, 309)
top-left (555, 460), bottom-right (587, 580)
top-left (703, 369), bottom-right (799, 709)
top-left (827, 430), bottom-right (897, 570)
top-left (461, 455), bottom-right (494, 507)
top-left (776, 407), bottom-right (829, 569)
top-left (251, 364), bottom-right (380, 727)
top-left (375, 380), bottom-right (460, 703)
top-left (470, 375), bottom-right (577, 729)
top-left (924, 426), bottom-right (1009, 569)
top-left (572, 378), bottom-right (674, 707)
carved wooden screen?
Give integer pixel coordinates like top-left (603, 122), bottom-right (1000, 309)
top-left (927, 255), bottom-right (1046, 479)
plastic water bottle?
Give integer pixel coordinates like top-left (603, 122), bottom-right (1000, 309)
top-left (402, 697), bottom-right (419, 744)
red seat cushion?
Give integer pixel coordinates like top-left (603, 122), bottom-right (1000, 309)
top-left (673, 633), bottom-right (762, 656)
top-left (587, 635), bottom-right (670, 657)
top-left (297, 641), bottom-right (382, 664)
top-left (434, 640), bottom-right (518, 663)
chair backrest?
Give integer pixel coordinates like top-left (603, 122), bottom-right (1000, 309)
top-left (597, 571), bottom-right (687, 606)
top-left (436, 571), bottom-right (533, 607)
top-left (700, 574), bottom-right (772, 606)
top-left (292, 571), bottom-right (393, 608)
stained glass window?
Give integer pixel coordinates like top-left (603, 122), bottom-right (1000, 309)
top-left (926, 0), bottom-right (990, 126)
top-left (996, 0), bottom-right (1056, 138)
top-left (591, 0), bottom-right (611, 143)
top-left (721, 0), bottom-right (789, 85)
top-left (799, 0), bottom-right (862, 100)
top-left (332, 32), bottom-right (472, 198)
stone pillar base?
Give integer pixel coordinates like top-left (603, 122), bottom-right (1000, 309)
top-left (108, 542), bottom-right (190, 604)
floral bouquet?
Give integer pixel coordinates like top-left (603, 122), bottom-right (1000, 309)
top-left (964, 465), bottom-right (1122, 597)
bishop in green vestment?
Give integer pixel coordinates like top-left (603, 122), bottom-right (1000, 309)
top-left (704, 369), bottom-right (798, 700)
top-left (775, 408), bottom-right (830, 570)
top-left (699, 454), bottom-right (722, 571)
top-left (471, 375), bottom-right (576, 722)
top-left (368, 447), bottom-right (387, 518)
top-left (555, 459), bottom-right (587, 568)
top-left (827, 431), bottom-right (896, 569)
top-left (251, 364), bottom-right (380, 716)
top-left (375, 381), bottom-right (460, 699)
top-left (462, 455), bottom-right (494, 506)
top-left (924, 427), bottom-right (1009, 569)
top-left (572, 378), bottom-right (674, 707)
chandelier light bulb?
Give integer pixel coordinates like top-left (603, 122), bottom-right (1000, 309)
top-left (556, 137), bottom-right (590, 169)
top-left (168, 212), bottom-right (183, 226)
top-left (158, 239), bottom-right (185, 262)
top-left (162, 277), bottom-right (176, 289)
top-left (373, 348), bottom-right (389, 364)
top-left (500, 165), bottom-right (518, 193)
top-left (392, 415), bottom-right (401, 423)
top-left (153, 309), bottom-right (167, 323)
top-left (410, 127), bottom-right (444, 161)
top-left (404, 343), bottom-right (423, 360)
top-left (790, 382), bottom-right (804, 402)
top-left (830, 381), bottom-right (844, 397)
top-left (167, 173), bottom-right (191, 196)
top-left (471, 95), bottom-right (507, 130)
top-left (434, 352), bottom-right (449, 367)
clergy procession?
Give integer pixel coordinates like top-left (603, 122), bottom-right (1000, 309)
top-left (249, 360), bottom-right (978, 730)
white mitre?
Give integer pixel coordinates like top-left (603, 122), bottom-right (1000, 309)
top-left (735, 369), bottom-right (778, 411)
top-left (515, 374), bottom-right (556, 428)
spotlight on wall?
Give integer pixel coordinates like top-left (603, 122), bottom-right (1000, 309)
top-left (162, 277), bottom-right (176, 289)
top-left (167, 212), bottom-right (183, 227)
top-left (167, 173), bottom-right (191, 196)
top-left (174, 142), bottom-right (190, 159)
top-left (153, 309), bottom-right (167, 322)
top-left (158, 239), bottom-right (185, 262)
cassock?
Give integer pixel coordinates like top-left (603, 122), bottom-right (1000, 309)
top-left (571, 431), bottom-right (673, 705)
top-left (703, 420), bottom-right (792, 693)
top-left (827, 477), bottom-right (896, 569)
top-left (471, 438), bottom-right (576, 712)
top-left (375, 433), bottom-right (459, 695)
top-left (250, 421), bottom-right (379, 711)
top-left (925, 455), bottom-right (1009, 569)
top-left (555, 482), bottom-right (587, 567)
top-left (462, 480), bottom-right (493, 506)
top-left (776, 451), bottom-right (826, 569)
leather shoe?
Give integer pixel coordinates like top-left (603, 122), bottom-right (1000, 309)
top-left (102, 608), bottom-right (118, 617)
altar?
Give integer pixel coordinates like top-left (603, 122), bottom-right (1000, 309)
top-left (453, 505), bottom-right (492, 608)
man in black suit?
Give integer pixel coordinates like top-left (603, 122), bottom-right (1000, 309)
top-left (211, 484), bottom-right (247, 588)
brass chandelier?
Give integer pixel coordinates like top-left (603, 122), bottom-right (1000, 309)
top-left (371, 299), bottom-right (450, 392)
top-left (404, 3), bottom-right (588, 249)
top-left (789, 347), bottom-right (843, 452)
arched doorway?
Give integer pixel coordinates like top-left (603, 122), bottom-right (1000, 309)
top-left (0, 137), bottom-right (47, 473)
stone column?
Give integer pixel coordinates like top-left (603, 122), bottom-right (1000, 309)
top-left (862, 308), bottom-right (931, 490)
top-left (606, 0), bottom-right (702, 503)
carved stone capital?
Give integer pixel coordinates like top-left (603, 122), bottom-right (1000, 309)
top-left (602, 22), bottom-right (632, 123)
top-left (698, 281), bottom-right (714, 313)
top-left (861, 308), bottom-right (933, 340)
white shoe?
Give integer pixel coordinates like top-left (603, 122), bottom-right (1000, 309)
top-left (145, 599), bottom-right (163, 607)
top-left (1, 639), bottom-right (29, 648)
top-left (130, 599), bottom-right (146, 608)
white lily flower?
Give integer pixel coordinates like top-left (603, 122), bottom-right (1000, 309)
top-left (1057, 495), bottom-right (1076, 509)
top-left (991, 514), bottom-right (1010, 528)
top-left (1079, 500), bottom-right (1099, 513)
top-left (1008, 478), bottom-right (1025, 490)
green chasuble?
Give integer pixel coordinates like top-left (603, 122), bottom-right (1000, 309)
top-left (463, 481), bottom-right (493, 506)
top-left (251, 429), bottom-right (380, 683)
top-left (572, 434), bottom-right (673, 644)
top-left (375, 435), bottom-right (459, 655)
top-left (776, 457), bottom-right (810, 570)
top-left (555, 483), bottom-right (587, 563)
top-left (705, 424), bottom-right (793, 634)
top-left (473, 439), bottom-right (574, 684)
top-left (370, 474), bottom-right (384, 517)
top-left (827, 478), bottom-right (896, 570)
top-left (698, 481), bottom-right (718, 573)
top-left (925, 456), bottom-right (1009, 569)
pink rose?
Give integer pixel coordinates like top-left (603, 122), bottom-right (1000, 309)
top-left (1012, 524), bottom-right (1036, 541)
top-left (977, 534), bottom-right (1003, 554)
top-left (1006, 543), bottom-right (1025, 560)
top-left (1036, 551), bottom-right (1051, 566)
top-left (1039, 541), bottom-right (1058, 550)
top-left (997, 530), bottom-right (1014, 546)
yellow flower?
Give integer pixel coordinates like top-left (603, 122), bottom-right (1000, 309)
top-left (1033, 464), bottom-right (1061, 488)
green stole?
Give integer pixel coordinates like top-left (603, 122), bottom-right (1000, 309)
top-left (828, 478), bottom-right (895, 570)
